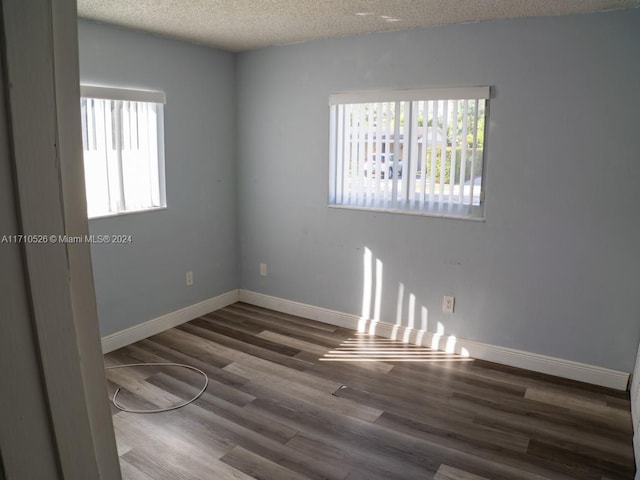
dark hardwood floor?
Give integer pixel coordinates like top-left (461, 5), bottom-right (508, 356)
top-left (104, 302), bottom-right (635, 479)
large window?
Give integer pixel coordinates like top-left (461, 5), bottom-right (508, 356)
top-left (329, 86), bottom-right (489, 219)
top-left (80, 85), bottom-right (166, 218)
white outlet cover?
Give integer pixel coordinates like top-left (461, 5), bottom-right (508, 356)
top-left (442, 296), bottom-right (455, 313)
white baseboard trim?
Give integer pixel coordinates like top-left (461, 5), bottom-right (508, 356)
top-left (238, 289), bottom-right (630, 391)
top-left (101, 289), bottom-right (240, 353)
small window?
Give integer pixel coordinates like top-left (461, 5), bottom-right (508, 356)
top-left (80, 85), bottom-right (166, 218)
top-left (329, 86), bottom-right (489, 220)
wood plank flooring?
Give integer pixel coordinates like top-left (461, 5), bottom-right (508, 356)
top-left (104, 302), bottom-right (635, 479)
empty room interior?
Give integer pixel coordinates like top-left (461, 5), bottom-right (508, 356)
top-left (2, 0), bottom-right (640, 479)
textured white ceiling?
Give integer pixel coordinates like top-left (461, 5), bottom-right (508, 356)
top-left (77, 0), bottom-right (639, 52)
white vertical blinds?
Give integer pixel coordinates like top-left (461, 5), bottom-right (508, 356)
top-left (80, 88), bottom-right (165, 218)
top-left (329, 86), bottom-right (489, 219)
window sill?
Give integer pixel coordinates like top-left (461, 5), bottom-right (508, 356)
top-left (88, 206), bottom-right (167, 221)
top-left (328, 203), bottom-right (485, 222)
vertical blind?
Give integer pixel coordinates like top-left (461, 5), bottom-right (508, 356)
top-left (80, 86), bottom-right (165, 218)
top-left (329, 86), bottom-right (489, 218)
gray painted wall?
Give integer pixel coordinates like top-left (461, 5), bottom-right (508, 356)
top-left (237, 10), bottom-right (640, 372)
top-left (78, 20), bottom-right (238, 336)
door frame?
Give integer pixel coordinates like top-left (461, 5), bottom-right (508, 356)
top-left (0, 0), bottom-right (121, 478)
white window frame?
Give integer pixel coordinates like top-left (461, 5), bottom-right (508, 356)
top-left (80, 85), bottom-right (167, 219)
top-left (329, 86), bottom-right (490, 220)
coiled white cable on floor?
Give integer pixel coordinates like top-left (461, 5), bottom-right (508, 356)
top-left (105, 362), bottom-right (209, 414)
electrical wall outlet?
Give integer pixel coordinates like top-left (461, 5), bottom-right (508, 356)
top-left (442, 295), bottom-right (455, 314)
top-left (186, 271), bottom-right (194, 286)
top-left (260, 263), bottom-right (267, 277)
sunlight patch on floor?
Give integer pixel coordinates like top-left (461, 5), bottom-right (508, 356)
top-left (320, 337), bottom-right (473, 362)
